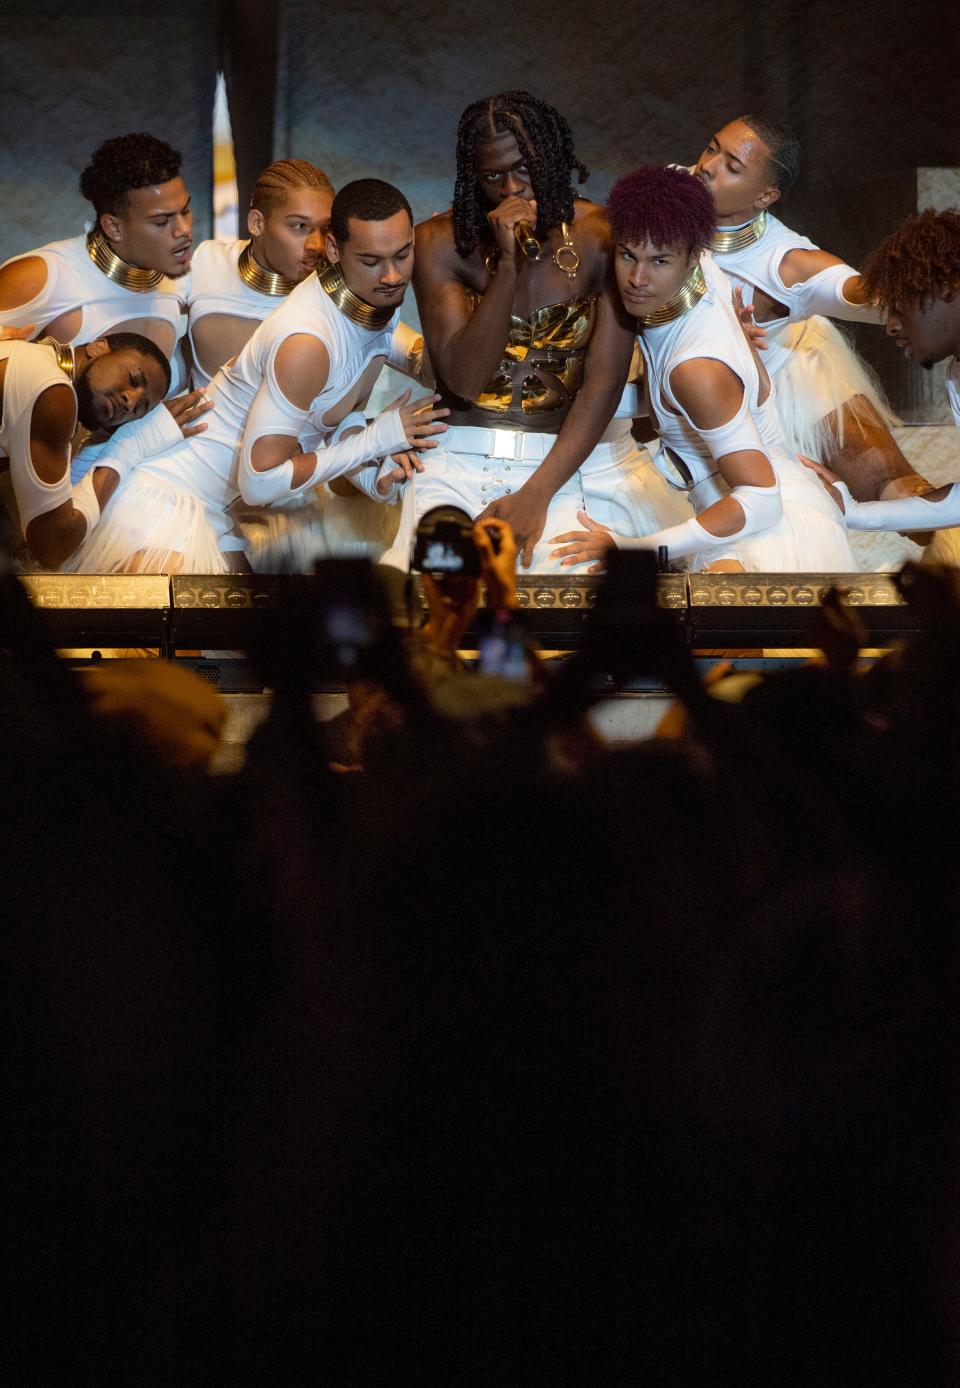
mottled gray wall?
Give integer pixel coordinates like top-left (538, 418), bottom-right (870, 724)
top-left (0, 0), bottom-right (956, 408)
top-left (272, 0), bottom-right (958, 242)
top-left (0, 0), bottom-right (217, 259)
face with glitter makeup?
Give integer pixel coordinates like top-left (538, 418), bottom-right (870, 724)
top-left (693, 119), bottom-right (781, 223)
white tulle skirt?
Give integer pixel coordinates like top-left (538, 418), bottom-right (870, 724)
top-left (241, 485), bottom-right (402, 573)
top-left (67, 472), bottom-right (228, 574)
top-left (702, 464), bottom-right (858, 573)
top-left (771, 314), bottom-right (899, 463)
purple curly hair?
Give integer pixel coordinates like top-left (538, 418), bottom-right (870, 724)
top-left (607, 165), bottom-right (716, 256)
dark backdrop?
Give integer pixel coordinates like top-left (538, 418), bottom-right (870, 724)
top-left (0, 0), bottom-right (956, 403)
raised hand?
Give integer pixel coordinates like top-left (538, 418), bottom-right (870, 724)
top-left (388, 388), bottom-right (450, 449)
top-left (486, 195), bottom-right (539, 260)
top-left (732, 285), bottom-right (768, 352)
top-left (163, 387), bottom-right (214, 437)
top-left (475, 484), bottom-right (549, 570)
top-left (473, 516), bottom-right (519, 607)
top-left (0, 323), bottom-right (35, 342)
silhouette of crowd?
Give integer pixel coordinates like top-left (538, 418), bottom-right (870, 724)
top-left (4, 527), bottom-right (959, 1385)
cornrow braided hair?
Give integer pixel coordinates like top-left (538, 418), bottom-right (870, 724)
top-left (250, 159), bottom-right (334, 215)
top-left (452, 91), bottom-right (589, 259)
top-left (861, 208), bottom-right (960, 309)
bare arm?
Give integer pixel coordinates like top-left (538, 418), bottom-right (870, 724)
top-left (413, 206), bottom-right (531, 401)
top-left (0, 256), bottom-right (48, 321)
top-left (778, 246), bottom-right (879, 319)
top-left (668, 358), bottom-right (776, 535)
top-left (473, 210), bottom-right (635, 563)
top-left (21, 383), bottom-right (98, 568)
top-left (518, 272), bottom-right (634, 496)
top-left (247, 334), bottom-right (332, 487)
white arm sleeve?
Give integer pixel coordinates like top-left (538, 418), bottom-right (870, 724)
top-left (790, 262), bottom-right (883, 325)
top-left (238, 370), bottom-right (410, 506)
top-left (621, 374), bottom-right (782, 557)
top-left (834, 480), bottom-right (960, 532)
top-left (92, 404), bottom-right (186, 483)
top-left (70, 470), bottom-right (101, 536)
top-left (329, 411), bottom-right (398, 504)
top-left (330, 411), bottom-right (367, 442)
top-left (617, 482), bottom-right (783, 558)
top-left (387, 321), bottom-right (425, 379)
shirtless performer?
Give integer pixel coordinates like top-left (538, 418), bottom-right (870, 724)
top-left (550, 166), bottom-right (856, 574)
top-left (0, 331), bottom-right (174, 568)
top-left (70, 180), bottom-right (447, 574)
top-left (690, 118), bottom-right (939, 503)
top-left (381, 89), bottom-right (692, 573)
top-left (0, 133), bottom-right (192, 394)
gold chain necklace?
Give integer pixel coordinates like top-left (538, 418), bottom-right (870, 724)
top-left (484, 221), bottom-right (581, 282)
top-left (38, 335), bottom-right (76, 379)
top-left (637, 264), bottom-right (707, 328)
top-left (237, 241), bottom-right (298, 296)
top-left (86, 229), bottom-right (165, 291)
top-left (710, 210), bottom-right (768, 254)
top-left (316, 259), bottom-right (396, 330)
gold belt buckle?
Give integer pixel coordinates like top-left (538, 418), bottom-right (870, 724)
top-left (490, 429), bottom-right (525, 461)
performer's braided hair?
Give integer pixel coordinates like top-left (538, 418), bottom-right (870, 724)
top-left (250, 160), bottom-right (334, 214)
top-left (452, 91), bottom-right (589, 258)
top-left (861, 208), bottom-right (960, 308)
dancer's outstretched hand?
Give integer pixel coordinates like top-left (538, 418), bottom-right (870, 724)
top-left (549, 510), bottom-right (619, 573)
top-left (386, 388), bottom-right (449, 449)
top-left (164, 387), bottom-right (214, 437)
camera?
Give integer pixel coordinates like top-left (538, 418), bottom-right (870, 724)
top-left (410, 505), bottom-right (482, 578)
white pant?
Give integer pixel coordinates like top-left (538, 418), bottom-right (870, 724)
top-left (379, 425), bottom-right (694, 573)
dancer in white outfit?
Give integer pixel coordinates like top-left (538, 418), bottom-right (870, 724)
top-left (381, 91), bottom-right (693, 576)
top-left (550, 166), bottom-right (855, 574)
top-left (689, 119), bottom-right (941, 502)
top-left (0, 333), bottom-right (172, 568)
top-left (786, 209), bottom-right (960, 542)
top-left (187, 160), bottom-right (424, 561)
top-left (70, 181), bottom-right (447, 575)
top-left (187, 159), bottom-right (335, 387)
top-left (0, 134), bottom-right (192, 394)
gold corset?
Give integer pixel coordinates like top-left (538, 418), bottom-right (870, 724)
top-left (466, 292), bottom-right (597, 415)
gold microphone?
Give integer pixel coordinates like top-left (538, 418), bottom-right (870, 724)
top-left (514, 220), bottom-right (540, 259)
